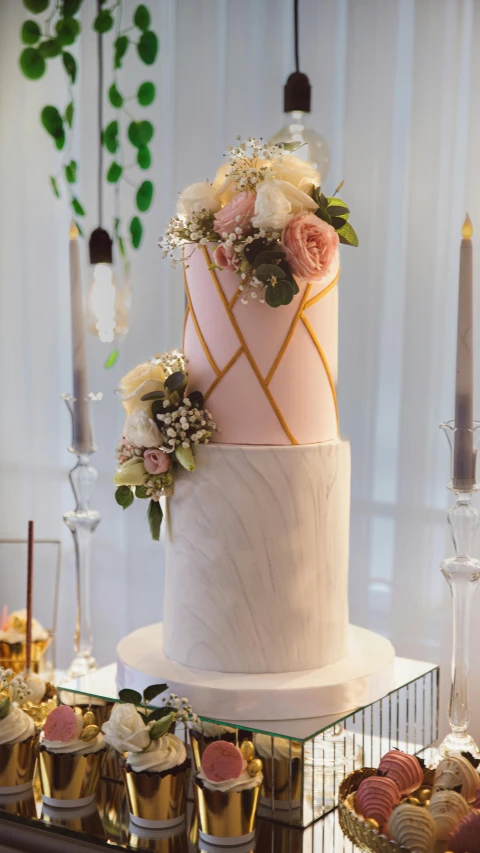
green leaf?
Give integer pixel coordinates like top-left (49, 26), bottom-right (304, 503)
top-left (55, 132), bottom-right (66, 150)
top-left (118, 235), bottom-right (126, 259)
top-left (137, 81), bottom-right (155, 106)
top-left (114, 35), bottom-right (129, 69)
top-left (326, 198), bottom-right (349, 215)
top-left (39, 38), bottom-right (62, 58)
top-left (41, 105), bottom-right (63, 139)
top-left (187, 390), bottom-right (204, 408)
top-left (104, 349), bottom-right (118, 369)
top-left (136, 180), bottom-right (153, 212)
top-left (149, 713), bottom-right (175, 739)
top-left (137, 146), bottom-right (151, 169)
top-left (175, 444), bottom-right (195, 472)
top-left (331, 215), bottom-right (349, 230)
top-left (62, 0), bottom-right (83, 15)
top-left (55, 17), bottom-right (80, 46)
top-left (93, 9), bottom-right (113, 32)
top-left (21, 20), bottom-right (41, 45)
top-left (147, 499), bottom-right (163, 541)
top-left (128, 120), bottom-right (153, 148)
top-left (140, 390), bottom-right (164, 401)
top-left (164, 371), bottom-right (187, 395)
top-left (49, 176), bottom-right (60, 198)
top-left (23, 0), bottom-right (49, 12)
top-left (118, 688), bottom-right (142, 705)
top-left (135, 485), bottom-right (150, 499)
top-left (64, 159), bottom-right (77, 183)
top-left (143, 683), bottom-right (168, 703)
top-left (255, 263), bottom-right (287, 282)
top-left (20, 47), bottom-right (45, 80)
top-left (315, 204), bottom-right (332, 225)
top-left (337, 221), bottom-right (359, 247)
top-left (265, 279), bottom-right (295, 308)
top-left (0, 696), bottom-right (11, 721)
top-left (62, 51), bottom-right (76, 82)
top-left (147, 705), bottom-right (174, 721)
top-left (277, 140), bottom-right (304, 152)
top-left (103, 120), bottom-right (119, 153)
top-left (71, 196), bottom-right (85, 216)
top-left (115, 485), bottom-right (134, 510)
top-left (134, 4), bottom-right (151, 31)
top-left (74, 219), bottom-right (83, 236)
top-left (252, 250), bottom-right (285, 268)
top-left (107, 161), bottom-right (123, 183)
top-left (130, 216), bottom-right (142, 248)
top-left (65, 100), bottom-right (74, 128)
top-left (109, 83), bottom-right (123, 108)
top-left (137, 30), bottom-right (158, 65)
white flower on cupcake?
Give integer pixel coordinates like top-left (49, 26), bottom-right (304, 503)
top-left (177, 182), bottom-right (221, 217)
top-left (124, 410), bottom-right (162, 449)
top-left (102, 703), bottom-right (151, 754)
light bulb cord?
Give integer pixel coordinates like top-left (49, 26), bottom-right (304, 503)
top-left (294, 0), bottom-right (300, 73)
top-left (97, 0), bottom-right (103, 228)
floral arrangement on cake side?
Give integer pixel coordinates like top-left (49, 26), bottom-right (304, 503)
top-left (160, 137), bottom-right (358, 307)
top-left (114, 350), bottom-right (216, 539)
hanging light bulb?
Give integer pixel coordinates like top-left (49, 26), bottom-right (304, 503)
top-left (269, 1), bottom-right (330, 183)
top-left (87, 227), bottom-right (127, 344)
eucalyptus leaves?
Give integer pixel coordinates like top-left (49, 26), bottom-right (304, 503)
top-left (19, 0), bottom-right (158, 258)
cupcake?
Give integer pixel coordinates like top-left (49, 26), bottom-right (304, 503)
top-left (388, 803), bottom-right (436, 853)
top-left (103, 696), bottom-right (191, 830)
top-left (58, 689), bottom-right (113, 728)
top-left (377, 749), bottom-right (423, 796)
top-left (38, 704), bottom-right (106, 807)
top-left (0, 609), bottom-right (51, 674)
top-left (190, 719), bottom-right (237, 771)
top-left (194, 740), bottom-right (263, 846)
top-left (0, 669), bottom-right (37, 794)
top-left (21, 674), bottom-right (57, 729)
top-left (433, 754), bottom-right (480, 802)
top-left (448, 809), bottom-right (480, 853)
top-left (254, 733), bottom-right (302, 809)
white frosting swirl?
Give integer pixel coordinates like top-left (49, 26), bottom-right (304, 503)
top-left (0, 611), bottom-right (49, 643)
top-left (197, 760), bottom-right (263, 793)
top-left (0, 705), bottom-right (34, 746)
top-left (193, 721), bottom-right (236, 738)
top-left (42, 711), bottom-right (105, 755)
top-left (127, 733), bottom-right (186, 774)
top-left (254, 734), bottom-right (301, 761)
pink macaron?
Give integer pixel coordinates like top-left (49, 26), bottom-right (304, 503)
top-left (378, 750), bottom-right (424, 796)
top-left (357, 775), bottom-right (401, 825)
top-left (43, 705), bottom-right (77, 743)
top-left (201, 740), bottom-right (244, 783)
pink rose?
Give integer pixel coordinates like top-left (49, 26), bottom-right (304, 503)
top-left (144, 449), bottom-right (172, 475)
top-left (213, 241), bottom-right (241, 272)
top-left (282, 213), bottom-right (339, 283)
top-left (214, 191), bottom-right (255, 237)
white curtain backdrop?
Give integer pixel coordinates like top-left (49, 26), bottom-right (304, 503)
top-left (1, 0), bottom-right (480, 741)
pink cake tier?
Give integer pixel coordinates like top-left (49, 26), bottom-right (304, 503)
top-left (183, 243), bottom-right (339, 446)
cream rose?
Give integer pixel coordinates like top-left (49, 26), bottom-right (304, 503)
top-left (102, 703), bottom-right (151, 754)
top-left (177, 181), bottom-right (221, 218)
top-left (252, 179), bottom-right (318, 232)
top-left (124, 410), bottom-right (162, 449)
top-left (119, 362), bottom-right (165, 416)
top-left (273, 154), bottom-right (320, 192)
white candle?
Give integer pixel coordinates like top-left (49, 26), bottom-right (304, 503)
top-left (69, 222), bottom-right (93, 454)
top-left (453, 214), bottom-right (475, 490)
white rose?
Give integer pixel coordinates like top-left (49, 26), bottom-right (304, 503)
top-left (119, 361), bottom-right (165, 416)
top-left (273, 154), bottom-right (320, 192)
top-left (252, 180), bottom-right (294, 232)
top-left (273, 179), bottom-right (318, 215)
top-left (124, 410), bottom-right (162, 449)
top-left (102, 703), bottom-right (151, 754)
top-left (177, 182), bottom-right (221, 217)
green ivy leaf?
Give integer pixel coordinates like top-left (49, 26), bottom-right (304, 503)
top-left (39, 38), bottom-right (61, 58)
top-left (137, 146), bottom-right (151, 169)
top-left (337, 221), bottom-right (359, 247)
top-left (108, 83), bottom-right (123, 108)
top-left (137, 30), bottom-right (158, 65)
top-left (114, 35), bottom-right (129, 69)
top-left (265, 279), bottom-right (295, 308)
top-left (135, 485), bottom-right (150, 499)
top-left (49, 175), bottom-right (60, 198)
top-left (143, 683), bottom-right (168, 703)
top-left (65, 100), bottom-right (74, 128)
top-left (23, 0), bottom-right (49, 12)
top-left (104, 349), bottom-right (118, 369)
top-left (115, 485), bottom-right (134, 510)
top-left (41, 105), bottom-right (64, 141)
top-left (21, 20), bottom-right (41, 45)
top-left (136, 180), bottom-right (153, 212)
top-left (103, 120), bottom-right (119, 153)
top-left (55, 17), bottom-right (80, 46)
top-left (71, 196), bottom-right (85, 216)
top-left (20, 47), bottom-right (46, 80)
top-left (118, 688), bottom-right (142, 705)
top-left (137, 81), bottom-right (156, 106)
top-left (62, 0), bottom-right (83, 15)
top-left (147, 499), bottom-right (163, 541)
top-left (94, 9), bottom-right (113, 33)
top-left (134, 4), bottom-right (151, 31)
top-left (107, 161), bottom-right (123, 183)
top-left (64, 159), bottom-right (77, 183)
top-left (130, 216), bottom-right (142, 248)
top-left (62, 51), bottom-right (76, 83)
top-left (128, 120), bottom-right (153, 148)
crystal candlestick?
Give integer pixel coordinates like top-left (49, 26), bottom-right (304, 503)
top-left (62, 393), bottom-right (103, 679)
top-left (438, 420), bottom-right (480, 758)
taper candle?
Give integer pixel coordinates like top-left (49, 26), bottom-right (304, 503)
top-left (69, 222), bottom-right (93, 454)
top-left (25, 520), bottom-right (34, 674)
top-left (453, 214), bottom-right (475, 491)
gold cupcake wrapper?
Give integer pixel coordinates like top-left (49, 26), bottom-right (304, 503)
top-left (123, 762), bottom-right (191, 829)
top-left (194, 779), bottom-right (260, 845)
top-left (0, 636), bottom-right (52, 674)
top-left (38, 746), bottom-right (105, 807)
top-left (0, 735), bottom-right (38, 793)
top-left (260, 755), bottom-right (302, 807)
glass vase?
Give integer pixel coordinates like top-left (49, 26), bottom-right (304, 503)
top-left (438, 420), bottom-right (480, 758)
top-left (62, 393), bottom-right (103, 679)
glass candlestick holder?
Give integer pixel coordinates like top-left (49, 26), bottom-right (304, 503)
top-left (62, 393), bottom-right (103, 679)
top-left (438, 420), bottom-right (480, 759)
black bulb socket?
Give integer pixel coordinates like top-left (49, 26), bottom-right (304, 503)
top-left (89, 227), bottom-right (113, 265)
top-left (284, 71), bottom-right (311, 113)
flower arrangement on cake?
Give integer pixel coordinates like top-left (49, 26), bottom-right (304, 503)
top-left (114, 350), bottom-right (216, 539)
top-left (102, 683), bottom-right (196, 829)
top-left (160, 137), bottom-right (358, 307)
top-left (339, 747), bottom-right (480, 853)
top-left (0, 669), bottom-right (38, 794)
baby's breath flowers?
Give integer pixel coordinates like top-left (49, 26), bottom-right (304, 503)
top-left (162, 693), bottom-right (199, 726)
top-left (0, 669), bottom-right (33, 706)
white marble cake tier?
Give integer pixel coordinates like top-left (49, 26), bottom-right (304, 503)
top-left (163, 439), bottom-right (350, 674)
top-left (116, 623), bottom-right (395, 721)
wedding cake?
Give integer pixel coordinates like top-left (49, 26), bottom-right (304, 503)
top-left (115, 139), bottom-right (394, 719)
